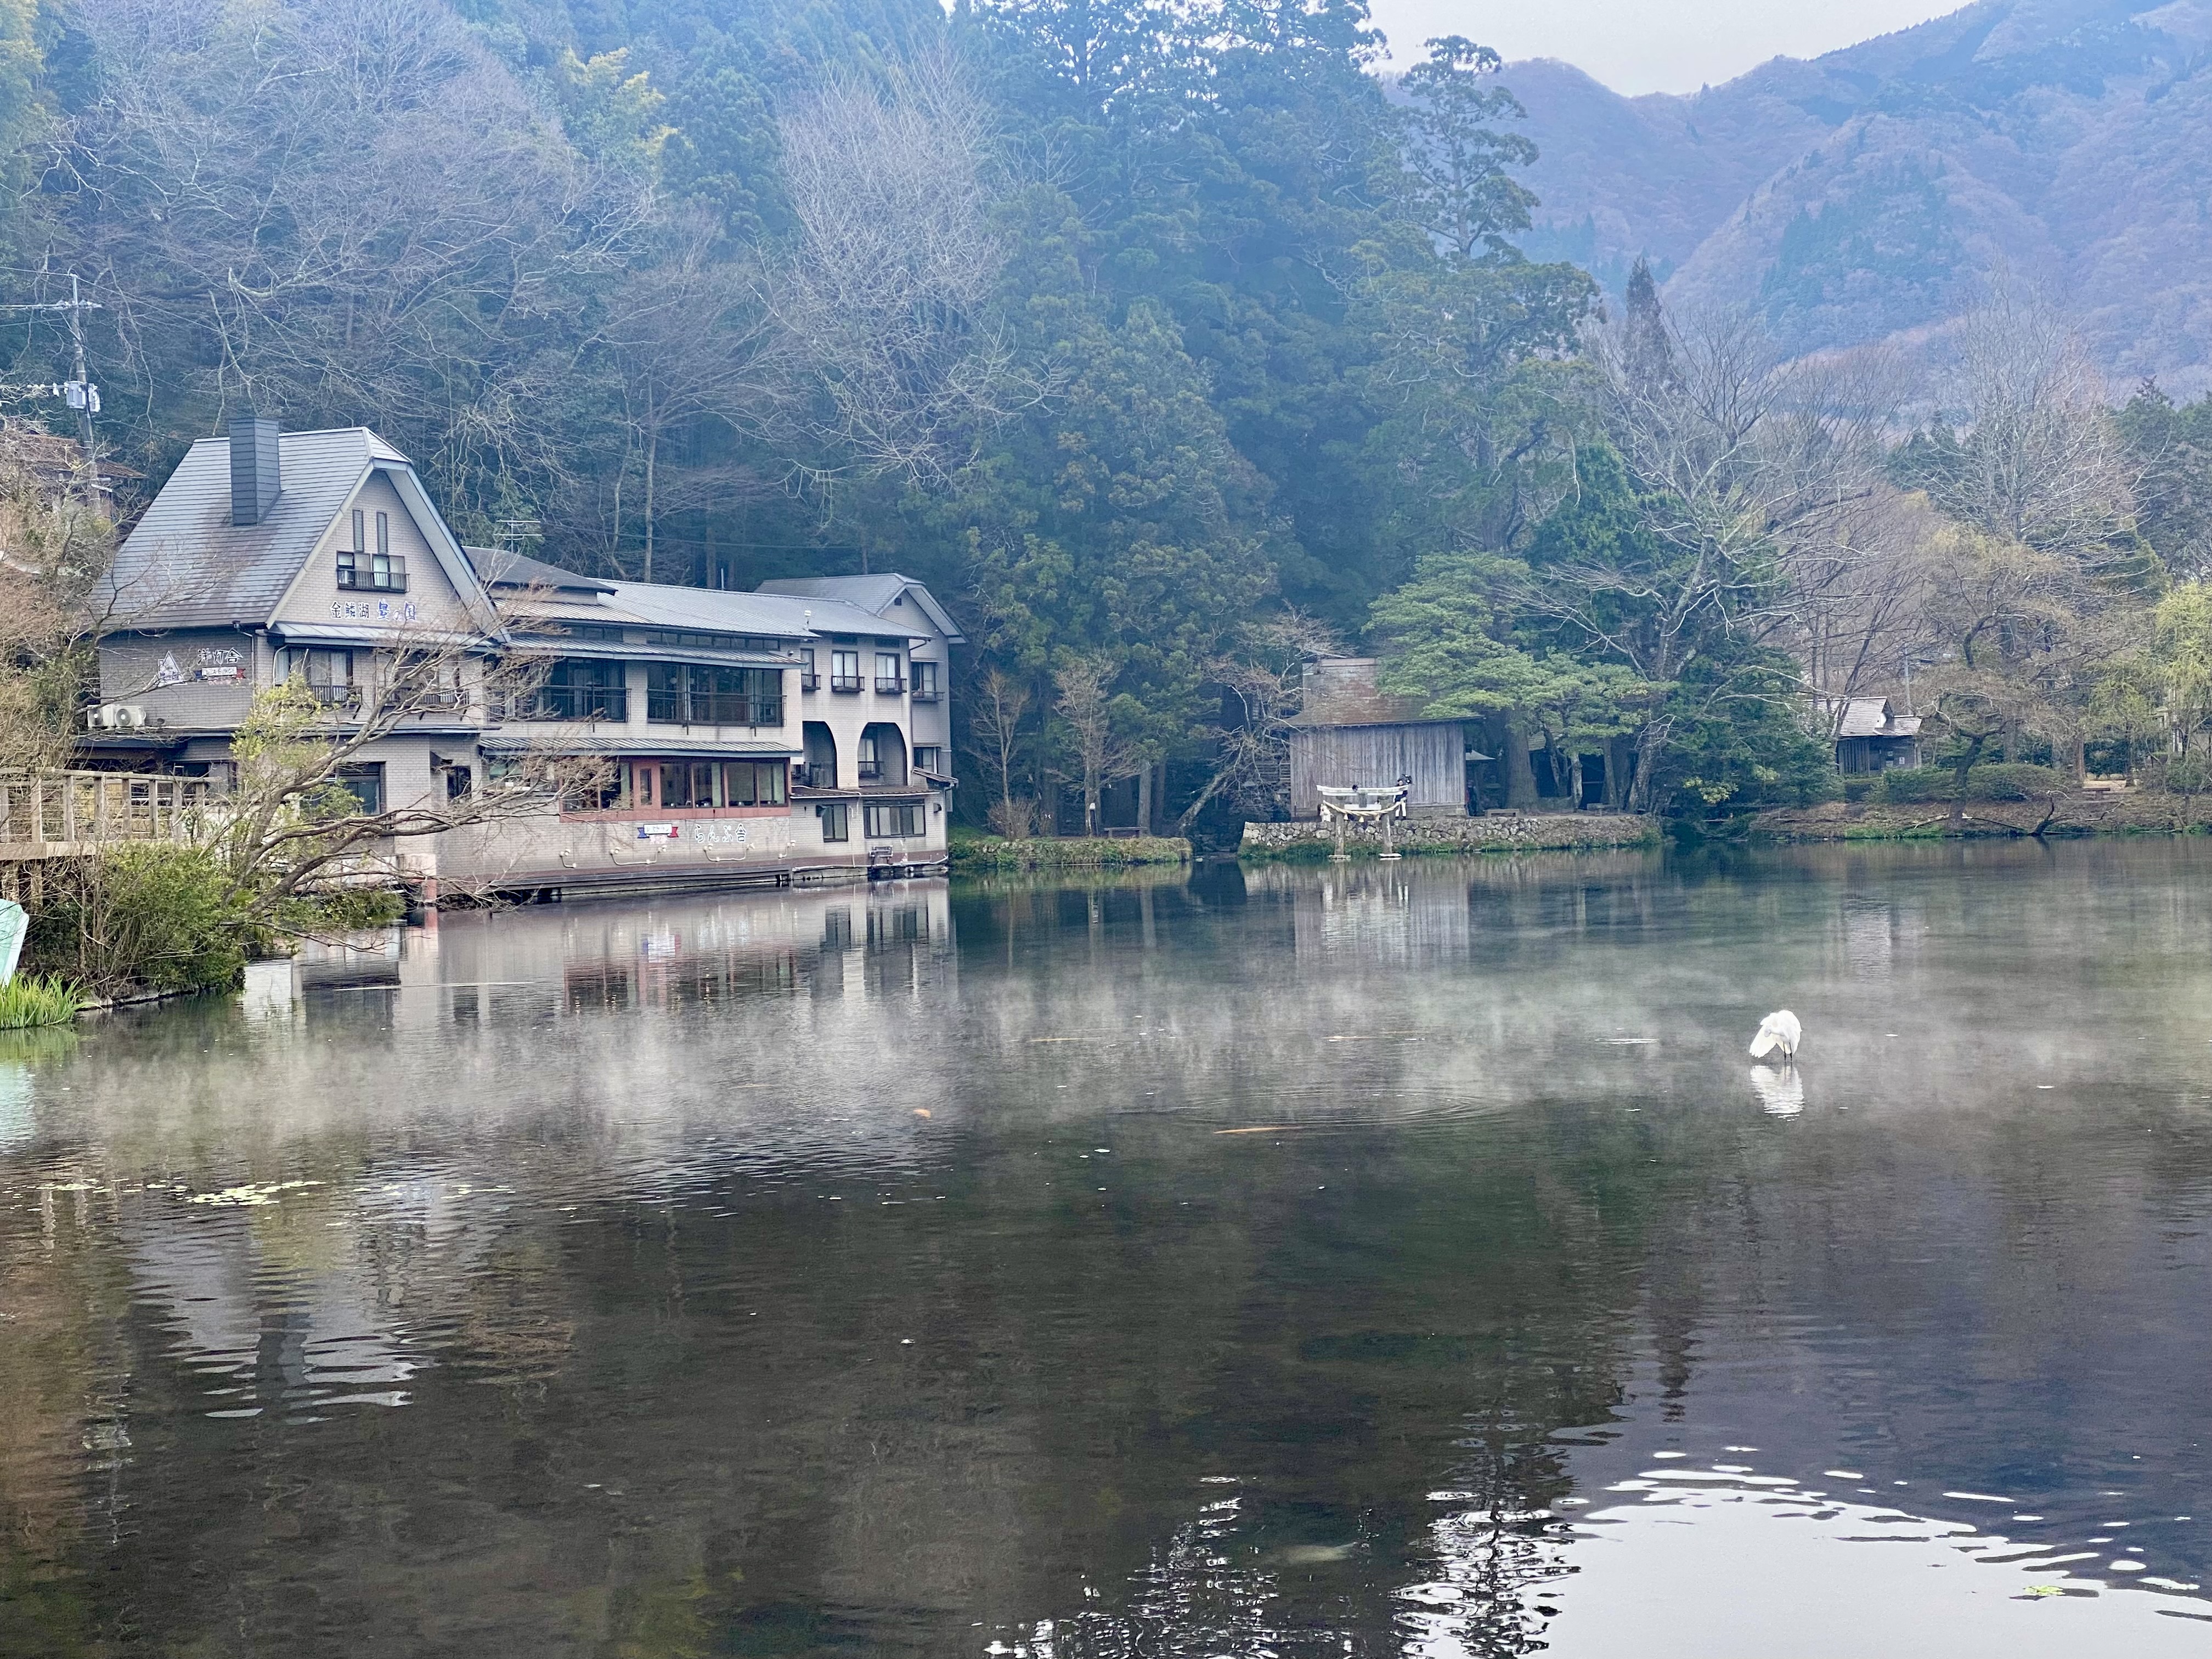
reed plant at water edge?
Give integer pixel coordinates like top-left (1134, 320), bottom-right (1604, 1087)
top-left (0, 975), bottom-right (82, 1028)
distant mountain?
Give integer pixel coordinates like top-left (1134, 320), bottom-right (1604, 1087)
top-left (1504, 0), bottom-right (2212, 394)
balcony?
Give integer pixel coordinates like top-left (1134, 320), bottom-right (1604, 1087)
top-left (799, 672), bottom-right (820, 691)
top-left (510, 685), bottom-right (627, 722)
top-left (828, 674), bottom-right (862, 694)
top-left (910, 686), bottom-right (939, 703)
top-left (793, 763), bottom-right (837, 789)
top-left (874, 676), bottom-right (906, 696)
top-left (307, 684), bottom-right (359, 709)
top-left (397, 686), bottom-right (469, 713)
top-left (647, 691), bottom-right (783, 727)
top-left (856, 759), bottom-right (883, 781)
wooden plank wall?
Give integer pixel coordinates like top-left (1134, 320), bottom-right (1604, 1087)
top-left (1289, 723), bottom-right (1463, 817)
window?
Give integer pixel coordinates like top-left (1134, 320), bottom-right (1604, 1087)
top-left (646, 665), bottom-right (782, 726)
top-left (657, 761), bottom-right (717, 809)
top-left (910, 660), bottom-right (939, 701)
top-left (336, 763), bottom-right (385, 815)
top-left (446, 766), bottom-right (473, 802)
top-left (633, 762), bottom-right (656, 808)
top-left (799, 647), bottom-right (818, 691)
top-left (523, 660), bottom-right (625, 721)
top-left (294, 648), bottom-right (355, 706)
top-left (721, 760), bottom-right (787, 806)
top-left (875, 652), bottom-right (905, 694)
top-left (864, 800), bottom-right (924, 838)
top-left (337, 509), bottom-right (368, 588)
top-left (856, 731), bottom-right (881, 781)
top-left (358, 511), bottom-right (405, 592)
top-left (830, 649), bottom-right (862, 692)
top-left (817, 800), bottom-right (849, 842)
top-left (913, 746), bottom-right (943, 775)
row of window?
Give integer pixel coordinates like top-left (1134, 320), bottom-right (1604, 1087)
top-left (814, 800), bottom-right (927, 841)
top-left (797, 650), bottom-right (938, 698)
top-left (571, 760), bottom-right (793, 813)
top-left (644, 664), bottom-right (783, 727)
top-left (507, 659), bottom-right (942, 721)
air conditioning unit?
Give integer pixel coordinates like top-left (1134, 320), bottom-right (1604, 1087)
top-left (84, 704), bottom-right (148, 730)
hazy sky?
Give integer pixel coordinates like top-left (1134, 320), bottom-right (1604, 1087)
top-left (1365, 0), bottom-right (1965, 95)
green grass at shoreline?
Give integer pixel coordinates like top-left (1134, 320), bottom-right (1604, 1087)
top-left (948, 831), bottom-right (1192, 872)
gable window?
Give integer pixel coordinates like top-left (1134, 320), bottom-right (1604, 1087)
top-left (910, 660), bottom-right (939, 702)
top-left (336, 508), bottom-right (405, 592)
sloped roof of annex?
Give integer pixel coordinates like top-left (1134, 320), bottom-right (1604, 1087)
top-left (755, 572), bottom-right (965, 644)
top-left (104, 427), bottom-right (502, 638)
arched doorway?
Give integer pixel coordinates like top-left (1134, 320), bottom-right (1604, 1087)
top-left (801, 721), bottom-right (838, 789)
top-left (857, 723), bottom-right (907, 786)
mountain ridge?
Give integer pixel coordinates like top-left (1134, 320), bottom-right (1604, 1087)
top-left (1503, 0), bottom-right (2212, 392)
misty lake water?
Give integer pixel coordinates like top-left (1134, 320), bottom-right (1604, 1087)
top-left (3, 842), bottom-right (2211, 1657)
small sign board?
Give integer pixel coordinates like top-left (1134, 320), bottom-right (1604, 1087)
top-left (635, 823), bottom-right (680, 842)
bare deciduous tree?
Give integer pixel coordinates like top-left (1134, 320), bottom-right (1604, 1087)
top-left (1920, 283), bottom-right (2137, 561)
top-left (962, 665), bottom-right (1035, 837)
top-left (774, 50), bottom-right (1045, 485)
top-left (1178, 611), bottom-right (1344, 830)
top-left (1052, 654), bottom-right (1146, 836)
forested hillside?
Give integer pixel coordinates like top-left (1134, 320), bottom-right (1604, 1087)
top-left (5, 0), bottom-right (2212, 838)
top-left (1505, 0), bottom-right (2212, 392)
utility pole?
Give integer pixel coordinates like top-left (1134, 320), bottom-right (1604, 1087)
top-left (0, 274), bottom-right (106, 512)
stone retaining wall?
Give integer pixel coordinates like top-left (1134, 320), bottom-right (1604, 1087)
top-left (1240, 812), bottom-right (1657, 857)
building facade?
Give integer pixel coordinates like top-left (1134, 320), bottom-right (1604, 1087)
top-left (91, 420), bottom-right (957, 897)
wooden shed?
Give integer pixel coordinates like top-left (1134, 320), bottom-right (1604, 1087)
top-left (1288, 658), bottom-right (1468, 819)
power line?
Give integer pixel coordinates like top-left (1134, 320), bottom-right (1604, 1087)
top-left (0, 275), bottom-right (105, 507)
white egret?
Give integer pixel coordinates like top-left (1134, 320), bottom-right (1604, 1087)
top-left (1748, 1009), bottom-right (1802, 1060)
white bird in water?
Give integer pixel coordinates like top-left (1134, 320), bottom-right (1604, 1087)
top-left (1748, 1009), bottom-right (1802, 1061)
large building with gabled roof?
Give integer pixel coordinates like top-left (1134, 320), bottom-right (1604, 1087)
top-left (87, 419), bottom-right (961, 895)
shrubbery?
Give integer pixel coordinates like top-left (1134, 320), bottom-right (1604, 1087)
top-left (26, 844), bottom-right (253, 998)
top-left (1871, 763), bottom-right (2070, 804)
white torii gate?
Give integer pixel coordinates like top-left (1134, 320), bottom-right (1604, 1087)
top-left (1316, 783), bottom-right (1409, 861)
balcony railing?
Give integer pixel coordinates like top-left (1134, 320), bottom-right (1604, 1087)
top-left (510, 685), bottom-right (627, 722)
top-left (307, 684), bottom-right (359, 709)
top-left (828, 674), bottom-right (862, 693)
top-left (910, 686), bottom-right (939, 703)
top-left (799, 672), bottom-right (820, 691)
top-left (646, 691), bottom-right (783, 727)
top-left (794, 763), bottom-right (837, 789)
top-left (857, 759), bottom-right (883, 781)
top-left (874, 676), bottom-right (906, 695)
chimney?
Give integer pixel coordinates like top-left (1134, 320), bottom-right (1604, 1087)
top-left (229, 415), bottom-right (281, 526)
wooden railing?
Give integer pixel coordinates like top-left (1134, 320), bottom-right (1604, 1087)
top-left (0, 770), bottom-right (213, 854)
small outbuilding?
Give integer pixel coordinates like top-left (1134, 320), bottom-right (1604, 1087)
top-left (1827, 696), bottom-right (1923, 774)
top-left (1288, 658), bottom-right (1470, 819)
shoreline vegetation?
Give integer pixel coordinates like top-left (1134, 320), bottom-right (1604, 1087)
top-left (1239, 812), bottom-right (1660, 860)
top-left (947, 833), bottom-right (1192, 873)
top-left (1754, 787), bottom-right (2212, 842)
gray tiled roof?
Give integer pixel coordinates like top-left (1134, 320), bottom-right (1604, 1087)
top-left (603, 582), bottom-right (817, 640)
top-left (737, 589), bottom-right (925, 641)
top-left (757, 572), bottom-right (965, 643)
top-left (103, 428), bottom-right (404, 630)
top-left (464, 545), bottom-right (616, 594)
top-left (1827, 696), bottom-right (1923, 740)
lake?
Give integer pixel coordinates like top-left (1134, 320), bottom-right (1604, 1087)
top-left (2, 842), bottom-right (2209, 1657)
